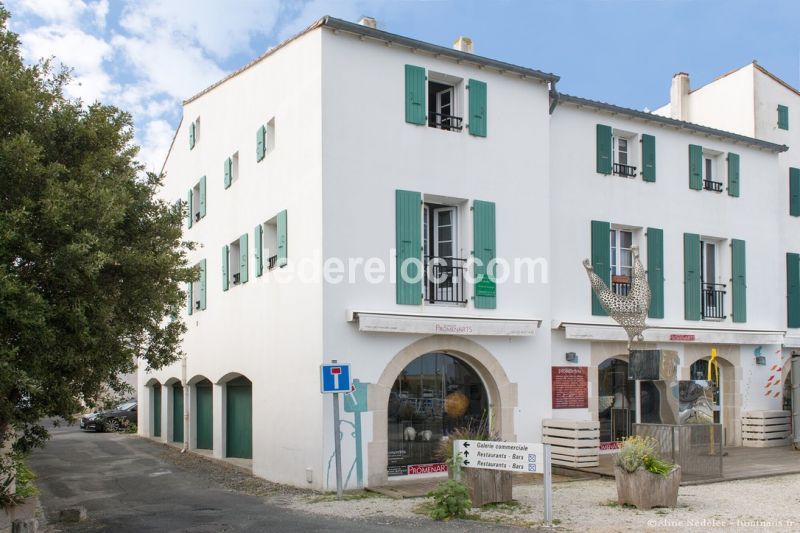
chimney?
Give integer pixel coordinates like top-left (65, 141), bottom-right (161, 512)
top-left (453, 36), bottom-right (473, 54)
top-left (670, 72), bottom-right (690, 121)
top-left (357, 16), bottom-right (376, 29)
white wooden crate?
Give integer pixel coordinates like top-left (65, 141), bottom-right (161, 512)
top-left (742, 410), bottom-right (791, 448)
top-left (542, 419), bottom-right (600, 467)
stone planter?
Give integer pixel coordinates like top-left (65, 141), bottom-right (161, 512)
top-left (614, 465), bottom-right (681, 510)
top-left (451, 467), bottom-right (512, 507)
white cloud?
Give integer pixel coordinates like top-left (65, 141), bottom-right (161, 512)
top-left (12, 0), bottom-right (89, 24)
top-left (119, 0), bottom-right (282, 61)
top-left (91, 0), bottom-right (108, 30)
top-left (19, 24), bottom-right (116, 102)
top-left (137, 119), bottom-right (176, 174)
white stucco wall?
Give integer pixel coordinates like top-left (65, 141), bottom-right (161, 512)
top-left (139, 29), bottom-right (326, 488)
top-left (318, 27), bottom-right (554, 487)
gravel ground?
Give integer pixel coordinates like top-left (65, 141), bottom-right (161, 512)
top-left (283, 474), bottom-right (800, 532)
top-left (154, 444), bottom-right (800, 531)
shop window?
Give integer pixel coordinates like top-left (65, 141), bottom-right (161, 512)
top-left (387, 352), bottom-right (487, 477)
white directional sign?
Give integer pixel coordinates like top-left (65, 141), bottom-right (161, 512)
top-left (454, 440), bottom-right (544, 473)
top-left (453, 439), bottom-right (553, 524)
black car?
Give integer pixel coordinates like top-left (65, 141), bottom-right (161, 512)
top-left (81, 400), bottom-right (138, 432)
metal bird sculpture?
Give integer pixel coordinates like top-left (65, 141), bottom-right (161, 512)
top-left (583, 245), bottom-right (651, 348)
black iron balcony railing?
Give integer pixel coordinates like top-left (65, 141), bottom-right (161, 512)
top-left (268, 255), bottom-right (278, 270)
top-left (611, 275), bottom-right (631, 296)
top-left (424, 256), bottom-right (468, 304)
top-left (232, 272), bottom-right (241, 285)
top-left (428, 112), bottom-right (463, 132)
top-left (613, 163), bottom-right (637, 178)
top-left (195, 300), bottom-right (201, 310)
top-left (195, 212), bottom-right (201, 221)
top-left (702, 282), bottom-right (726, 319)
top-left (704, 179), bottom-right (723, 192)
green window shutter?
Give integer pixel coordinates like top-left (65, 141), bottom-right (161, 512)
top-left (277, 209), bottom-right (287, 268)
top-left (256, 125), bottom-right (266, 162)
top-left (790, 168), bottom-right (800, 216)
top-left (187, 281), bottom-right (193, 316)
top-left (473, 200), bottom-right (497, 309)
top-left (590, 220), bottom-right (610, 316)
top-left (788, 253), bottom-right (800, 327)
top-left (222, 245), bottom-right (229, 291)
top-left (684, 233), bottom-right (701, 320)
top-left (198, 176), bottom-right (206, 218)
top-left (641, 134), bottom-right (656, 182)
top-left (189, 122), bottom-right (195, 150)
top-left (404, 65), bottom-right (426, 125)
top-left (255, 224), bottom-right (263, 277)
top-left (689, 144), bottom-right (703, 190)
top-left (186, 189), bottom-right (193, 229)
top-left (731, 239), bottom-right (746, 323)
top-left (727, 152), bottom-right (740, 197)
top-left (239, 233), bottom-right (248, 284)
top-left (468, 79), bottom-right (487, 137)
top-left (647, 228), bottom-right (664, 319)
top-left (395, 190), bottom-right (422, 305)
top-left (224, 157), bottom-right (232, 189)
top-left (199, 259), bottom-right (207, 310)
top-left (778, 104), bottom-right (789, 130)
top-left (596, 124), bottom-right (612, 174)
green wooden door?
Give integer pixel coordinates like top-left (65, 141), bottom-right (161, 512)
top-left (153, 385), bottom-right (161, 437)
top-left (195, 381), bottom-right (213, 450)
top-left (172, 383), bottom-right (184, 443)
top-left (226, 377), bottom-right (252, 459)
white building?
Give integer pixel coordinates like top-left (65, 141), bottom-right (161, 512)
top-left (139, 17), bottom-right (791, 490)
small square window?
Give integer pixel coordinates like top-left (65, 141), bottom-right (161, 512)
top-left (702, 151), bottom-right (723, 192)
top-left (427, 72), bottom-right (463, 132)
top-left (612, 130), bottom-right (637, 178)
top-left (229, 239), bottom-right (241, 285)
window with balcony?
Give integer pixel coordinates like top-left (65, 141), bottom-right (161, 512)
top-left (257, 210), bottom-right (287, 274)
top-left (224, 152), bottom-right (239, 189)
top-left (701, 240), bottom-right (725, 319)
top-left (427, 72), bottom-right (463, 132)
top-left (229, 238), bottom-right (242, 286)
top-left (612, 133), bottom-right (637, 178)
top-left (703, 152), bottom-right (723, 192)
top-left (187, 176), bottom-right (206, 228)
top-left (610, 228), bottom-right (633, 296)
top-left (423, 200), bottom-right (466, 304)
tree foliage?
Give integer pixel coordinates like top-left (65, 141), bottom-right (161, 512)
top-left (0, 5), bottom-right (193, 452)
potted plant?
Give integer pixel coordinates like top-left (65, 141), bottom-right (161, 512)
top-left (614, 435), bottom-right (681, 510)
top-left (435, 413), bottom-right (511, 507)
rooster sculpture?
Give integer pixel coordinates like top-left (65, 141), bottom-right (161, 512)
top-left (583, 245), bottom-right (651, 347)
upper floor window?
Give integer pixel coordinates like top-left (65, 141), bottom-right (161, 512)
top-left (224, 152), bottom-right (239, 189)
top-left (427, 72), bottom-right (463, 132)
top-left (186, 176), bottom-right (206, 228)
top-left (702, 150), bottom-right (723, 192)
top-left (597, 125), bottom-right (655, 181)
top-left (700, 239), bottom-right (725, 320)
top-left (189, 117), bottom-right (200, 150)
top-left (612, 133), bottom-right (637, 178)
top-left (405, 65), bottom-right (487, 137)
top-left (610, 228), bottom-right (633, 296)
top-left (423, 200), bottom-right (467, 304)
top-left (778, 104), bottom-right (789, 130)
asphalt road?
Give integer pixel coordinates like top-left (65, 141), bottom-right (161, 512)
top-left (29, 424), bottom-right (521, 532)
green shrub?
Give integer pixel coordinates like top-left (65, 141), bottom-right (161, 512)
top-left (615, 435), bottom-right (674, 477)
top-left (428, 479), bottom-right (472, 521)
top-left (13, 454), bottom-right (38, 499)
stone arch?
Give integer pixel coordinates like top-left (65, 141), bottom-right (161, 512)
top-left (144, 377), bottom-right (161, 387)
top-left (684, 351), bottom-right (739, 446)
top-left (215, 371), bottom-right (248, 385)
top-left (367, 335), bottom-right (517, 487)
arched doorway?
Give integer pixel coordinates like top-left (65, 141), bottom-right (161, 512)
top-left (598, 358), bottom-right (635, 444)
top-left (152, 384), bottom-right (162, 438)
top-left (690, 359), bottom-right (722, 424)
top-left (387, 352), bottom-right (489, 477)
top-left (687, 355), bottom-right (736, 445)
top-left (172, 382), bottom-right (184, 443)
top-left (226, 376), bottom-right (252, 459)
top-left (194, 379), bottom-right (213, 450)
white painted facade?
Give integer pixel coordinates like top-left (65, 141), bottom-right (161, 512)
top-left (139, 18), bottom-right (791, 490)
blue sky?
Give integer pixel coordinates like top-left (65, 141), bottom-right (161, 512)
top-left (6, 0), bottom-right (800, 171)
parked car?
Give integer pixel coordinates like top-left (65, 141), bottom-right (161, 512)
top-left (81, 400), bottom-right (137, 432)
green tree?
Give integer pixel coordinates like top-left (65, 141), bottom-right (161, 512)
top-left (0, 5), bottom-right (193, 456)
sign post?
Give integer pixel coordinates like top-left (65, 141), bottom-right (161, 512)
top-left (321, 361), bottom-right (352, 499)
top-left (454, 439), bottom-right (552, 524)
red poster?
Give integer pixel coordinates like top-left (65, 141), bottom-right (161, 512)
top-left (551, 366), bottom-right (588, 409)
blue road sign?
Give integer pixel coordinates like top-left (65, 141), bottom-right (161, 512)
top-left (320, 363), bottom-right (351, 393)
